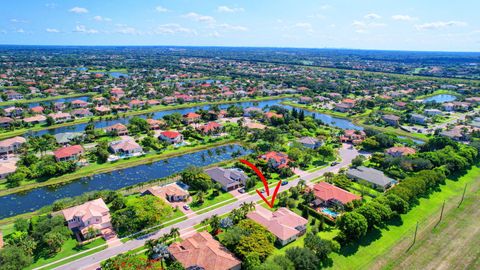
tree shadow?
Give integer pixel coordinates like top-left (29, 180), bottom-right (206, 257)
top-left (337, 228), bottom-right (383, 257)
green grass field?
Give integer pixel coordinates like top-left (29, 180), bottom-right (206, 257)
top-left (190, 190), bottom-right (236, 213)
top-left (26, 238), bottom-right (106, 270)
top-left (324, 165), bottom-right (480, 270)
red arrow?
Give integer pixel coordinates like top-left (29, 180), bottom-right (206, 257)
top-left (240, 159), bottom-right (283, 208)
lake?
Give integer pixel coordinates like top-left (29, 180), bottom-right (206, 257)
top-left (0, 144), bottom-right (250, 219)
top-left (31, 98), bottom-right (362, 137)
top-left (423, 94), bottom-right (457, 103)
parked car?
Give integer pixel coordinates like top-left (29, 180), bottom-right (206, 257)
top-left (281, 181), bottom-right (288, 186)
top-left (183, 205), bottom-right (190, 210)
top-left (330, 161), bottom-right (339, 166)
top-left (238, 188), bottom-right (245, 193)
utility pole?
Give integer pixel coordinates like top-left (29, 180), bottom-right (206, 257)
top-left (434, 200), bottom-right (445, 228)
top-left (458, 184), bottom-right (467, 208)
top-left (407, 221), bottom-right (419, 252)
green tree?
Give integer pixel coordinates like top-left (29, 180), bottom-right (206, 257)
top-left (336, 212), bottom-right (368, 241)
top-left (0, 246), bottom-right (33, 270)
top-left (285, 247), bottom-right (319, 270)
top-left (181, 166), bottom-right (212, 191)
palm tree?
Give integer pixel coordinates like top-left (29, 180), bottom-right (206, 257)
top-left (323, 172), bottom-right (334, 183)
top-left (209, 215), bottom-right (221, 234)
top-left (196, 191), bottom-right (205, 204)
top-left (298, 179), bottom-right (307, 191)
top-left (169, 227), bottom-right (180, 241)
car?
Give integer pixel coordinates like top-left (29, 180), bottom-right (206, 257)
top-left (260, 188), bottom-right (265, 193)
top-left (238, 188), bottom-right (245, 193)
top-left (183, 205), bottom-right (190, 210)
top-left (281, 181), bottom-right (288, 186)
top-left (330, 161), bottom-right (339, 166)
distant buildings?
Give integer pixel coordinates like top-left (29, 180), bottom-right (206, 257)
top-left (382, 114), bottom-right (401, 126)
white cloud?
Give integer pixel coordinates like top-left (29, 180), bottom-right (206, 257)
top-left (45, 3), bottom-right (57, 8)
top-left (155, 24), bottom-right (196, 35)
top-left (69, 7), bottom-right (89, 14)
top-left (74, 25), bottom-right (98, 34)
top-left (115, 26), bottom-right (138, 35)
top-left (155, 6), bottom-right (169, 13)
top-left (364, 13), bottom-right (381, 20)
top-left (415, 21), bottom-right (467, 30)
top-left (352, 20), bottom-right (386, 33)
top-left (294, 22), bottom-right (314, 33)
top-left (320, 4), bottom-right (332, 10)
top-left (46, 28), bottom-right (60, 33)
top-left (392, 15), bottom-right (417, 21)
top-left (209, 31), bottom-right (221, 37)
top-left (10, 19), bottom-right (28, 23)
top-left (217, 23), bottom-right (248, 32)
top-left (182, 12), bottom-right (216, 24)
top-left (217, 6), bottom-right (244, 13)
top-left (16, 28), bottom-right (25, 33)
top-left (93, 16), bottom-right (112, 22)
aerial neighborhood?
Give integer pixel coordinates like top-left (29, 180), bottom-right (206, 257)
top-left (0, 20), bottom-right (479, 270)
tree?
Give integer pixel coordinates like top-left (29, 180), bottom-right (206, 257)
top-left (0, 246), bottom-right (33, 270)
top-left (317, 145), bottom-right (335, 161)
top-left (304, 232), bottom-right (337, 261)
top-left (14, 218), bottom-right (29, 232)
top-left (195, 191), bottom-right (206, 204)
top-left (336, 212), bottom-right (368, 241)
top-left (244, 252), bottom-right (261, 270)
top-left (323, 172), bottom-right (335, 183)
top-left (209, 215), bottom-right (221, 234)
top-left (167, 261), bottom-right (186, 270)
top-left (101, 253), bottom-right (162, 270)
top-left (180, 166), bottom-right (212, 191)
top-left (351, 155), bottom-right (366, 167)
top-left (285, 247), bottom-right (319, 270)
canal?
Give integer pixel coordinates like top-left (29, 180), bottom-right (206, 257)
top-left (0, 144), bottom-right (250, 219)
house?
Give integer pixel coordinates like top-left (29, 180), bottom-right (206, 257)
top-left (110, 88), bottom-right (125, 98)
top-left (346, 166), bottom-right (397, 191)
top-left (247, 206), bottom-right (308, 246)
top-left (0, 117), bottom-right (14, 128)
top-left (453, 101), bottom-right (470, 111)
top-left (71, 108), bottom-right (93, 118)
top-left (94, 106), bottom-right (111, 115)
top-left (424, 109), bottom-right (442, 116)
top-left (4, 107), bottom-right (23, 117)
top-left (394, 101), bottom-right (407, 109)
top-left (264, 111), bottom-right (283, 120)
top-left (5, 90), bottom-right (23, 100)
top-left (243, 107), bottom-right (262, 117)
top-left (168, 232), bottom-right (241, 270)
top-left (311, 182), bottom-right (360, 206)
top-left (409, 114), bottom-right (428, 125)
top-left (259, 151), bottom-right (290, 169)
top-left (385, 146), bottom-right (416, 157)
top-left (0, 136), bottom-right (27, 155)
top-left (297, 136), bottom-right (323, 149)
top-left (54, 132), bottom-right (84, 145)
top-left (299, 96), bottom-right (313, 104)
top-left (109, 139), bottom-right (143, 155)
top-left (341, 98), bottom-right (356, 108)
top-left (205, 167), bottom-right (248, 191)
top-left (71, 99), bottom-right (89, 108)
top-left (141, 183), bottom-right (189, 202)
top-left (23, 115), bottom-right (47, 125)
top-left (382, 114), bottom-right (401, 126)
top-left (54, 102), bottom-right (66, 111)
top-left (62, 198), bottom-right (113, 241)
top-left (53, 145), bottom-right (84, 162)
top-left (443, 103), bottom-right (455, 112)
top-left (48, 112), bottom-right (72, 123)
top-left (0, 163), bottom-right (17, 179)
top-left (340, 129), bottom-right (366, 145)
top-left (197, 122), bottom-right (222, 135)
top-left (183, 112), bottom-right (201, 123)
top-left (440, 126), bottom-right (470, 141)
top-left (146, 119), bottom-right (165, 130)
top-left (30, 106), bottom-right (44, 114)
top-left (159, 131), bottom-right (184, 144)
top-left (104, 123), bottom-right (128, 136)
top-left (128, 99), bottom-right (145, 108)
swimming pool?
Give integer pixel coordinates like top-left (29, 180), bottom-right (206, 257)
top-left (321, 208), bottom-right (339, 218)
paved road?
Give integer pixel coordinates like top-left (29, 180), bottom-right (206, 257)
top-left (54, 143), bottom-right (362, 270)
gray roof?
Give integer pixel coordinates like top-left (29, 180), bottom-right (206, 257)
top-left (298, 136), bottom-right (320, 144)
top-left (346, 166), bottom-right (395, 188)
top-left (205, 167), bottom-right (247, 188)
top-left (54, 132), bottom-right (84, 144)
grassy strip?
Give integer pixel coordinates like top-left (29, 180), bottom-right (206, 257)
top-left (0, 139), bottom-right (239, 197)
top-left (0, 92), bottom-right (97, 107)
top-left (325, 165), bottom-right (480, 270)
top-left (0, 95), bottom-right (293, 140)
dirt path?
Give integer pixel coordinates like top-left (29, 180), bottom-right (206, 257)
top-left (371, 176), bottom-right (480, 270)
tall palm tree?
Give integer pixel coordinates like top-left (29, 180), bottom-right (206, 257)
top-left (169, 227), bottom-right (180, 241)
top-left (196, 191), bottom-right (205, 204)
top-left (298, 179), bottom-right (307, 191)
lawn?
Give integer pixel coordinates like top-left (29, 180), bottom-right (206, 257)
top-left (190, 190), bottom-right (236, 213)
top-left (323, 165), bottom-right (480, 270)
top-left (26, 237), bottom-right (106, 270)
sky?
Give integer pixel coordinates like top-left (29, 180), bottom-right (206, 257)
top-left (1, 0), bottom-right (479, 52)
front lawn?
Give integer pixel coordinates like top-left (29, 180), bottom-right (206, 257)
top-left (190, 189), bottom-right (236, 213)
top-left (26, 237), bottom-right (106, 270)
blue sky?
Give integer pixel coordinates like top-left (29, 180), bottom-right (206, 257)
top-left (1, 0), bottom-right (479, 51)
